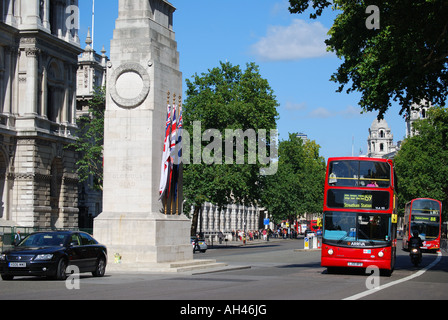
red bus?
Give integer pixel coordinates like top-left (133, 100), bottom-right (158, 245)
top-left (402, 198), bottom-right (442, 252)
top-left (309, 220), bottom-right (321, 232)
top-left (321, 157), bottom-right (398, 276)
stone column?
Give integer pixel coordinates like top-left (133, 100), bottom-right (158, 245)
top-left (230, 204), bottom-right (236, 233)
top-left (202, 204), bottom-right (208, 234)
top-left (41, 66), bottom-right (47, 118)
top-left (25, 48), bottom-right (40, 115)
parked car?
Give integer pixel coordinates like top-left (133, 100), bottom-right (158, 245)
top-left (191, 236), bottom-right (207, 253)
top-left (0, 231), bottom-right (107, 281)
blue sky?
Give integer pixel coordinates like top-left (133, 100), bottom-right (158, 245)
top-left (78, 0), bottom-right (408, 160)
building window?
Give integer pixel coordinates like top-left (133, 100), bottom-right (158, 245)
top-left (49, 0), bottom-right (58, 36)
top-left (0, 1), bottom-right (4, 22)
top-left (0, 151), bottom-right (7, 220)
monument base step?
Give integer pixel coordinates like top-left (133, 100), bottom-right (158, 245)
top-left (105, 259), bottom-right (229, 273)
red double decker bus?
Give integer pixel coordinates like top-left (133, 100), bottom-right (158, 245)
top-left (402, 198), bottom-right (442, 252)
top-left (321, 157), bottom-right (398, 276)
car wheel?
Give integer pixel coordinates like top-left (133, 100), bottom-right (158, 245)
top-left (92, 257), bottom-right (106, 277)
top-left (54, 258), bottom-right (68, 280)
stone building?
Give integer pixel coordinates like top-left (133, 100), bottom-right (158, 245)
top-left (406, 100), bottom-right (432, 138)
top-left (194, 202), bottom-right (266, 238)
top-left (367, 118), bottom-right (398, 159)
top-left (76, 29), bottom-right (107, 228)
top-left (0, 0), bottom-right (82, 228)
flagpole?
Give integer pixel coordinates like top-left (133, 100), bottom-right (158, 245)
top-left (91, 0), bottom-right (95, 51)
top-left (163, 91), bottom-right (170, 215)
top-left (176, 95), bottom-right (182, 215)
top-left (168, 93), bottom-right (177, 215)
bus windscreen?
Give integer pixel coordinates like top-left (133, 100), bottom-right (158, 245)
top-left (328, 160), bottom-right (390, 188)
top-left (411, 199), bottom-right (441, 215)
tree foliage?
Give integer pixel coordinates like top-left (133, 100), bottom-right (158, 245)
top-left (394, 106), bottom-right (448, 220)
top-left (182, 61), bottom-right (279, 234)
top-left (289, 0), bottom-right (448, 119)
top-left (261, 133), bottom-right (326, 223)
top-left (68, 87), bottom-right (105, 191)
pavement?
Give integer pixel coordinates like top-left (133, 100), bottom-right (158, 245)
top-left (105, 237), bottom-right (300, 274)
top-left (207, 236), bottom-right (321, 250)
top-left (106, 237), bottom-right (317, 274)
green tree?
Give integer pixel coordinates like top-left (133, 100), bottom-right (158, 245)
top-left (394, 106), bottom-right (448, 220)
top-left (288, 0), bottom-right (448, 118)
top-left (68, 86), bottom-right (105, 191)
top-left (299, 139), bottom-right (326, 215)
top-left (261, 134), bottom-right (303, 224)
top-left (183, 61), bottom-right (279, 235)
top-left (261, 134), bottom-right (326, 225)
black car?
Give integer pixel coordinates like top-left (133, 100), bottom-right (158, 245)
top-left (0, 231), bottom-right (107, 281)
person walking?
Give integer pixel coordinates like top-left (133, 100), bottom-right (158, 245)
top-left (14, 230), bottom-right (21, 246)
top-left (193, 234), bottom-right (201, 253)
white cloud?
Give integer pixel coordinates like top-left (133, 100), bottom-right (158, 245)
top-left (308, 107), bottom-right (333, 119)
top-left (340, 105), bottom-right (364, 118)
top-left (307, 106), bottom-right (366, 119)
top-left (285, 101), bottom-right (307, 111)
top-left (251, 19), bottom-right (331, 61)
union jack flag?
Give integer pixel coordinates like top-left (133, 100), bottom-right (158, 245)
top-left (159, 104), bottom-right (172, 199)
top-left (176, 107), bottom-right (183, 164)
top-left (170, 106), bottom-right (177, 153)
top-left (167, 106), bottom-right (178, 197)
top-left (172, 106), bottom-right (183, 205)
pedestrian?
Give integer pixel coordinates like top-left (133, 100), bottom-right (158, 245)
top-left (14, 230), bottom-right (21, 246)
top-left (193, 234), bottom-right (201, 253)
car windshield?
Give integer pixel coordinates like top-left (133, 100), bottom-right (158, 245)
top-left (18, 233), bottom-right (68, 247)
top-left (324, 212), bottom-right (391, 244)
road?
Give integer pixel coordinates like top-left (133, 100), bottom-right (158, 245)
top-left (0, 238), bottom-right (446, 303)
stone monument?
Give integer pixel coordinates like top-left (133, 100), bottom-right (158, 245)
top-left (94, 0), bottom-right (193, 270)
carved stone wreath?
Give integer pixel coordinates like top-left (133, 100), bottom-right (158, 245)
top-left (109, 62), bottom-right (150, 109)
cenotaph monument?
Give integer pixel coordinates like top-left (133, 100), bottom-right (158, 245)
top-left (94, 0), bottom-right (196, 270)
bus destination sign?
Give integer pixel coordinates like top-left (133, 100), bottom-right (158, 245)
top-left (344, 193), bottom-right (372, 209)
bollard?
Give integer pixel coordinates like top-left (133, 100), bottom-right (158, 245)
top-left (304, 237), bottom-right (309, 250)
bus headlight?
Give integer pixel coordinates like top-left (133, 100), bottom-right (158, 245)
top-left (378, 251), bottom-right (384, 258)
top-left (328, 249), bottom-right (334, 255)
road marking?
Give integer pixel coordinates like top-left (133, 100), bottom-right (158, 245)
top-left (343, 251), bottom-right (442, 300)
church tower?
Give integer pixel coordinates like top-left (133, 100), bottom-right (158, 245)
top-left (406, 100), bottom-right (432, 138)
top-left (367, 118), bottom-right (397, 158)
